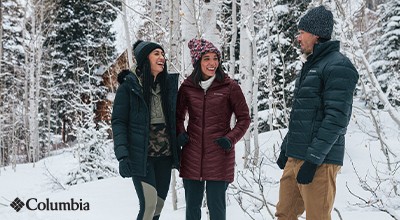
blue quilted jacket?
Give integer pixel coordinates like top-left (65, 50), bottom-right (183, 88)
top-left (281, 41), bottom-right (359, 166)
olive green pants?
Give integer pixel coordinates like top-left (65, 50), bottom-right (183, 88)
top-left (275, 157), bottom-right (341, 220)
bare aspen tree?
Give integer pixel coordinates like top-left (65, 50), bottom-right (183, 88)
top-left (168, 0), bottom-right (182, 211)
top-left (0, 0), bottom-right (3, 170)
top-left (36, 0), bottom-right (47, 158)
top-left (201, 0), bottom-right (219, 46)
top-left (122, 0), bottom-right (133, 68)
top-left (227, 0), bottom-right (238, 146)
top-left (0, 0), bottom-right (2, 76)
top-left (265, 9), bottom-right (273, 132)
top-left (150, 0), bottom-right (156, 39)
top-left (239, 0), bottom-right (254, 168)
top-left (181, 0), bottom-right (200, 77)
top-left (167, 0), bottom-right (181, 73)
top-left (27, 0), bottom-right (40, 165)
top-left (22, 1), bottom-right (30, 163)
top-left (250, 2), bottom-right (260, 165)
top-left (11, 96), bottom-right (16, 171)
top-left (228, 0), bottom-right (237, 79)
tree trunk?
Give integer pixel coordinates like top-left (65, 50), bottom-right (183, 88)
top-left (11, 97), bottom-right (16, 171)
top-left (28, 0), bottom-right (39, 165)
top-left (201, 0), bottom-right (220, 47)
top-left (181, 0), bottom-right (199, 77)
top-left (229, 0), bottom-right (237, 78)
top-left (252, 35), bottom-right (260, 165)
top-left (0, 0), bottom-right (2, 78)
top-left (122, 0), bottom-right (133, 68)
top-left (167, 0), bottom-right (181, 73)
top-left (168, 0), bottom-right (182, 211)
top-left (239, 0), bottom-right (254, 168)
top-left (0, 0), bottom-right (3, 169)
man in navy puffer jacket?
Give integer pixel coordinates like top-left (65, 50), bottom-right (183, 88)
top-left (275, 5), bottom-right (359, 220)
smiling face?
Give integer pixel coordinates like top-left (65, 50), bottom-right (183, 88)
top-left (148, 48), bottom-right (165, 77)
top-left (200, 52), bottom-right (219, 80)
top-left (297, 30), bottom-right (319, 55)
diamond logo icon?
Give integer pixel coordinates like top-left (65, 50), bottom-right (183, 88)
top-left (10, 197), bottom-right (25, 212)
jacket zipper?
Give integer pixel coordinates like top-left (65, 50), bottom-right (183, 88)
top-left (200, 90), bottom-right (207, 181)
top-left (131, 87), bottom-right (149, 176)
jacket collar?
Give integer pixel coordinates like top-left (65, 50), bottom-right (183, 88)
top-left (307, 40), bottom-right (340, 63)
top-left (183, 73), bottom-right (229, 89)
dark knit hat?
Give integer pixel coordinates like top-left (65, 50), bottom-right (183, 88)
top-left (298, 5), bottom-right (334, 39)
top-left (188, 38), bottom-right (221, 66)
top-left (133, 40), bottom-right (164, 68)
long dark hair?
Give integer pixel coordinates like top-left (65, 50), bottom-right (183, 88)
top-left (190, 59), bottom-right (225, 87)
top-left (136, 59), bottom-right (169, 123)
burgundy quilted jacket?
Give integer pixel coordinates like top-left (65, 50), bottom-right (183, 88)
top-left (176, 74), bottom-right (250, 183)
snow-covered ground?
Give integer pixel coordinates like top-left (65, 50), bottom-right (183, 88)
top-left (1, 101), bottom-right (399, 220)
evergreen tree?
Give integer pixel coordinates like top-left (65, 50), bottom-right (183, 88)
top-left (44, 0), bottom-right (121, 143)
top-left (0, 0), bottom-right (26, 165)
top-left (43, 0), bottom-right (120, 183)
top-left (66, 121), bottom-right (117, 185)
top-left (369, 0), bottom-right (400, 106)
top-left (256, 0), bottom-right (310, 132)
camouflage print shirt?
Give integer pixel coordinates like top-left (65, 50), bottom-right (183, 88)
top-left (148, 84), bottom-right (171, 157)
top-left (148, 123), bottom-right (171, 157)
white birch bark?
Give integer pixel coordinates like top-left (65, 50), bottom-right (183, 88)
top-left (159, 0), bottom-right (169, 45)
top-left (150, 0), bottom-right (157, 41)
top-left (0, 0), bottom-right (3, 170)
top-left (0, 0), bottom-right (2, 79)
top-left (168, 0), bottom-right (182, 211)
top-left (181, 0), bottom-right (200, 77)
top-left (36, 0), bottom-right (46, 160)
top-left (122, 0), bottom-right (133, 68)
top-left (167, 0), bottom-right (181, 74)
top-left (229, 0), bottom-right (237, 78)
top-left (239, 0), bottom-right (254, 168)
top-left (34, 0), bottom-right (42, 162)
top-left (27, 0), bottom-right (40, 165)
top-left (29, 2), bottom-right (36, 161)
top-left (229, 1), bottom-right (238, 131)
top-left (151, 0), bottom-right (156, 28)
top-left (201, 0), bottom-right (220, 47)
top-left (251, 36), bottom-right (260, 165)
top-left (266, 19), bottom-right (273, 132)
top-left (22, 3), bottom-right (30, 163)
top-left (11, 97), bottom-right (16, 171)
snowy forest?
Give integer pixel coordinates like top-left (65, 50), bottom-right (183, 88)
top-left (0, 0), bottom-right (399, 218)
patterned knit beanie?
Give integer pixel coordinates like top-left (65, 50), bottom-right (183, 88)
top-left (133, 40), bottom-right (164, 68)
top-left (188, 38), bottom-right (221, 66)
top-left (298, 5), bottom-right (334, 39)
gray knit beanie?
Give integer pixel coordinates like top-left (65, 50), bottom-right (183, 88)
top-left (298, 5), bottom-right (334, 39)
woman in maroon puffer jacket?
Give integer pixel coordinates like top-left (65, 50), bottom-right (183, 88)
top-left (176, 38), bottom-right (250, 220)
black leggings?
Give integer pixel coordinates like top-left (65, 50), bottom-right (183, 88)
top-left (132, 156), bottom-right (172, 220)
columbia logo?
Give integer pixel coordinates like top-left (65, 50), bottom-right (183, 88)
top-left (10, 197), bottom-right (25, 212)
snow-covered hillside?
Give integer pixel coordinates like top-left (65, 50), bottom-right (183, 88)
top-left (0, 101), bottom-right (399, 220)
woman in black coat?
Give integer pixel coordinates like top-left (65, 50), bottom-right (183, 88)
top-left (111, 40), bottom-right (179, 220)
